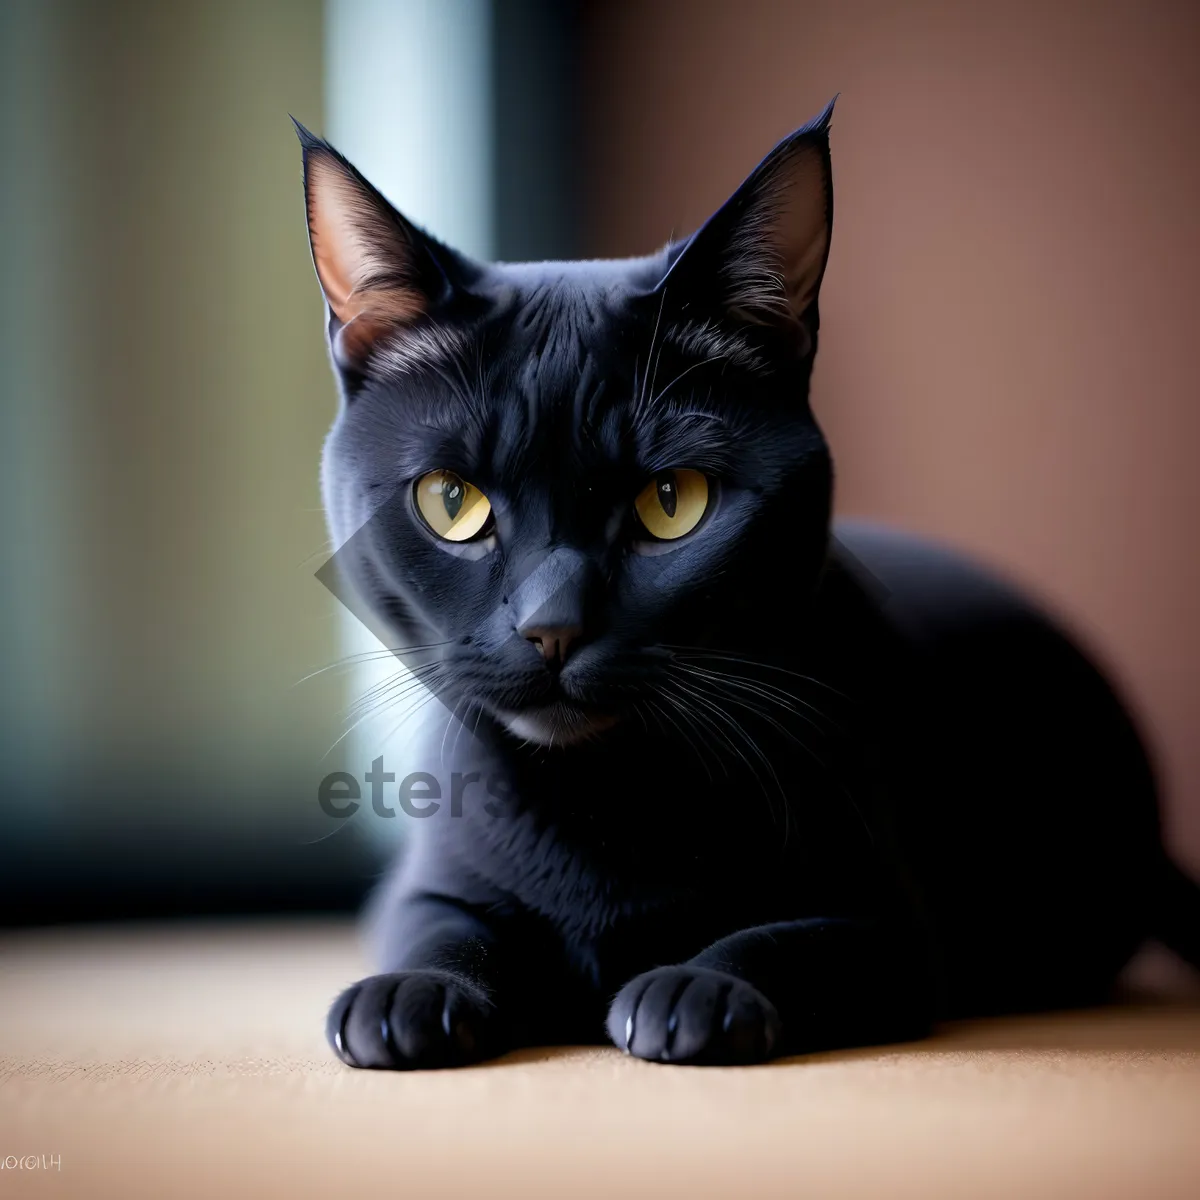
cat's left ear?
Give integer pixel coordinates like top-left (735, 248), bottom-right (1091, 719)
top-left (293, 118), bottom-right (466, 374)
top-left (661, 97), bottom-right (837, 356)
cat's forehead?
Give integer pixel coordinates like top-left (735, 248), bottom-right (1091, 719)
top-left (477, 260), bottom-right (654, 417)
top-left (488, 255), bottom-right (664, 298)
top-left (370, 260), bottom-right (645, 421)
top-left (484, 256), bottom-right (768, 383)
top-left (483, 257), bottom-right (658, 360)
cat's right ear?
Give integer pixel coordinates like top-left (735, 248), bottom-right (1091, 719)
top-left (293, 119), bottom-right (458, 373)
top-left (654, 98), bottom-right (837, 360)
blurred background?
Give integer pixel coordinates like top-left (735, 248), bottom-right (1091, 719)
top-left (0, 0), bottom-right (1197, 926)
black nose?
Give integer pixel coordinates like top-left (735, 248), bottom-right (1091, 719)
top-left (510, 547), bottom-right (592, 670)
top-left (522, 626), bottom-right (582, 668)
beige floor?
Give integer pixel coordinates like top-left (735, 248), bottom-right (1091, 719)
top-left (1, 922), bottom-right (1198, 1200)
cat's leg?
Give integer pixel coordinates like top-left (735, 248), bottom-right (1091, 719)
top-left (327, 894), bottom-right (508, 1070)
top-left (606, 917), bottom-right (932, 1065)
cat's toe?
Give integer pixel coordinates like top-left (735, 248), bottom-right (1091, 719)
top-left (327, 971), bottom-right (497, 1070)
top-left (607, 965), bottom-right (780, 1065)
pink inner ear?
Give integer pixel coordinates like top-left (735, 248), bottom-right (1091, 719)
top-left (333, 297), bottom-right (426, 366)
top-left (723, 143), bottom-right (831, 334)
top-left (774, 155), bottom-right (830, 317)
top-left (306, 154), bottom-right (425, 360)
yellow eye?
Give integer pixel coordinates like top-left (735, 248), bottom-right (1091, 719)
top-left (414, 470), bottom-right (493, 542)
top-left (633, 469), bottom-right (709, 541)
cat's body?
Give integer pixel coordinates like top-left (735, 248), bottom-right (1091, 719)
top-left (297, 102), bottom-right (1199, 1068)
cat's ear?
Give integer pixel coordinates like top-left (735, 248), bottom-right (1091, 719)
top-left (661, 97), bottom-right (837, 356)
top-left (293, 119), bottom-right (460, 372)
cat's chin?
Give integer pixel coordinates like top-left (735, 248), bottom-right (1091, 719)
top-left (497, 702), bottom-right (620, 747)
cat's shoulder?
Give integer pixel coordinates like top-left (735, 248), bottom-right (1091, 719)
top-left (828, 518), bottom-right (1045, 642)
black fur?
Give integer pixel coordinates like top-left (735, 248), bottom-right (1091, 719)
top-left (297, 101), bottom-right (1199, 1069)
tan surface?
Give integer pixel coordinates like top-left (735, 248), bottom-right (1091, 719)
top-left (1, 923), bottom-right (1199, 1199)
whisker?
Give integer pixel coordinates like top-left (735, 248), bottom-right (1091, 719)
top-left (344, 674), bottom-right (439, 727)
top-left (670, 674), bottom-right (795, 846)
top-left (677, 667), bottom-right (873, 850)
top-left (367, 687), bottom-right (445, 765)
top-left (661, 646), bottom-right (850, 700)
top-left (647, 356), bottom-right (723, 409)
top-left (646, 691), bottom-right (717, 784)
top-left (667, 677), bottom-right (786, 834)
top-left (296, 539), bottom-right (337, 569)
top-left (637, 280), bottom-right (670, 420)
top-left (450, 694), bottom-right (480, 763)
top-left (294, 641), bottom-right (451, 687)
top-left (672, 662), bottom-right (844, 736)
top-left (345, 660), bottom-right (444, 718)
top-left (322, 665), bottom-right (445, 761)
top-left (438, 696), bottom-right (466, 771)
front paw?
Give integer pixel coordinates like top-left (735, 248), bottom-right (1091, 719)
top-left (607, 965), bottom-right (781, 1065)
top-left (327, 971), bottom-right (498, 1069)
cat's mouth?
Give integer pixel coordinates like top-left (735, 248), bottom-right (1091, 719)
top-left (495, 701), bottom-right (620, 747)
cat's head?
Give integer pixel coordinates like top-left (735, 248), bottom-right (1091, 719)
top-left (300, 100), bottom-right (837, 747)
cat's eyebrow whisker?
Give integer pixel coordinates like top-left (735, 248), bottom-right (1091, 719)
top-left (647, 354), bottom-right (726, 410)
top-left (429, 353), bottom-right (490, 441)
top-left (636, 280), bottom-right (671, 421)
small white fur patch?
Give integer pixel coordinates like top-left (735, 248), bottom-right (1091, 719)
top-left (372, 324), bottom-right (471, 379)
top-left (499, 704), bottom-right (619, 747)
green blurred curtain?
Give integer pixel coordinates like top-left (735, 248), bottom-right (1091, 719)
top-left (0, 0), bottom-right (362, 913)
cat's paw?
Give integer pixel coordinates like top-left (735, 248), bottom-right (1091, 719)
top-left (327, 971), bottom-right (498, 1070)
top-left (607, 965), bottom-right (781, 1065)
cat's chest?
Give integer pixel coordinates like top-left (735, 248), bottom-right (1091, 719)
top-left (478, 805), bottom-right (723, 921)
top-left (446, 730), bottom-right (879, 974)
top-left (463, 797), bottom-right (792, 966)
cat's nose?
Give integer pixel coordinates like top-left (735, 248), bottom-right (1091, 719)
top-left (522, 626), bottom-right (582, 668)
top-left (510, 546), bottom-right (593, 669)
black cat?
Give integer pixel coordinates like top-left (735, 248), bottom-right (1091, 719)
top-left (296, 100), bottom-right (1200, 1068)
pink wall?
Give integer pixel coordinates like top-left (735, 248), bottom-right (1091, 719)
top-left (583, 0), bottom-right (1200, 869)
